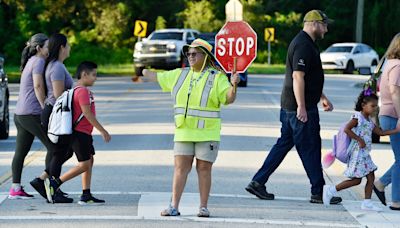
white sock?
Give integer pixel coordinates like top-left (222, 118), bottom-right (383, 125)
top-left (329, 186), bottom-right (337, 195)
top-left (11, 183), bottom-right (21, 191)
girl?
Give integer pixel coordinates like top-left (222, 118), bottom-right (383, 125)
top-left (323, 91), bottom-right (400, 211)
top-left (9, 33), bottom-right (51, 199)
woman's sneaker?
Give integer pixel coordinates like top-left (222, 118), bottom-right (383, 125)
top-left (160, 205), bottom-right (180, 216)
top-left (361, 201), bottom-right (383, 212)
top-left (197, 207), bottom-right (210, 217)
top-left (30, 177), bottom-right (47, 199)
top-left (8, 186), bottom-right (34, 199)
top-left (78, 194), bottom-right (105, 205)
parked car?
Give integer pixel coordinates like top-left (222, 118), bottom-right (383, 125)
top-left (198, 32), bottom-right (248, 87)
top-left (0, 56), bottom-right (9, 139)
top-left (320, 43), bottom-right (379, 74)
top-left (133, 28), bottom-right (200, 76)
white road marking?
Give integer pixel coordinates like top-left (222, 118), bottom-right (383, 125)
top-left (0, 192), bottom-right (396, 227)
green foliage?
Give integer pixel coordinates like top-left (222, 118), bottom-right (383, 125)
top-left (155, 16), bottom-right (166, 30)
top-left (177, 0), bottom-right (223, 32)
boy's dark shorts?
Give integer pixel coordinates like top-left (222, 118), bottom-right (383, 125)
top-left (71, 131), bottom-right (95, 162)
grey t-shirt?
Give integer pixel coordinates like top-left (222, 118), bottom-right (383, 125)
top-left (45, 61), bottom-right (73, 105)
top-left (15, 56), bottom-right (46, 115)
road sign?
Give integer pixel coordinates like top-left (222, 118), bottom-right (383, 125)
top-left (134, 20), bottom-right (147, 37)
top-left (215, 21), bottom-right (257, 73)
top-left (225, 0), bottom-right (243, 21)
top-left (264, 27), bottom-right (274, 42)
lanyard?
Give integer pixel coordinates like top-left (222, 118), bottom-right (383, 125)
top-left (185, 67), bottom-right (209, 118)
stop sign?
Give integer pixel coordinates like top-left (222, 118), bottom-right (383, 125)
top-left (215, 21), bottom-right (257, 73)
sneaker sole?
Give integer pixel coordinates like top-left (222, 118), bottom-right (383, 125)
top-left (44, 178), bottom-right (53, 204)
top-left (245, 186), bottom-right (274, 200)
top-left (7, 195), bottom-right (34, 200)
top-left (78, 201), bottom-right (105, 206)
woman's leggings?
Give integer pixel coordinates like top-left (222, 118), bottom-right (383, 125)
top-left (12, 114), bottom-right (54, 183)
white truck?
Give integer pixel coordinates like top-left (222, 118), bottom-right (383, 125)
top-left (133, 28), bottom-right (200, 76)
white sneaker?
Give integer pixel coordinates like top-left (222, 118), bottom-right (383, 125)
top-left (361, 201), bottom-right (383, 212)
top-left (323, 185), bottom-right (334, 206)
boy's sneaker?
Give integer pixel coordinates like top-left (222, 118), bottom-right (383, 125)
top-left (30, 177), bottom-right (47, 199)
top-left (245, 181), bottom-right (275, 200)
top-left (160, 205), bottom-right (180, 216)
top-left (78, 194), bottom-right (105, 205)
top-left (8, 186), bottom-right (34, 199)
top-left (323, 185), bottom-right (334, 206)
top-left (197, 207), bottom-right (210, 217)
top-left (57, 189), bottom-right (69, 197)
top-left (53, 191), bottom-right (73, 203)
top-left (361, 201), bottom-right (383, 212)
top-left (44, 177), bottom-right (59, 203)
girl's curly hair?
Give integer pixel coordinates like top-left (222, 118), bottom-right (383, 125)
top-left (355, 90), bottom-right (378, 111)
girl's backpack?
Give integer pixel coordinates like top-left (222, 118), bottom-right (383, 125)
top-left (322, 122), bottom-right (351, 168)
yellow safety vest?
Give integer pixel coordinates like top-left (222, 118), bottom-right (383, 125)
top-left (171, 67), bottom-right (228, 142)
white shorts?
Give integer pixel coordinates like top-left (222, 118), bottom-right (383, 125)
top-left (174, 141), bottom-right (219, 163)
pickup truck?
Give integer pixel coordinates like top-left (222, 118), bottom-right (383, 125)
top-left (133, 28), bottom-right (200, 76)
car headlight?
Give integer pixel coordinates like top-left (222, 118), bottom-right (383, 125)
top-left (134, 43), bottom-right (143, 52)
top-left (167, 43), bottom-right (176, 52)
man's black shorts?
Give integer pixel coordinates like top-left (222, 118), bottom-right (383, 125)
top-left (71, 131), bottom-right (95, 162)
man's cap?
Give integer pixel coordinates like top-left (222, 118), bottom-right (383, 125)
top-left (182, 38), bottom-right (216, 63)
top-left (303, 10), bottom-right (333, 24)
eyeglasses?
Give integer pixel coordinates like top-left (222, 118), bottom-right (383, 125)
top-left (185, 52), bottom-right (203, 58)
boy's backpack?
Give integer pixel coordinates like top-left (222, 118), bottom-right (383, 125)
top-left (322, 122), bottom-right (351, 168)
top-left (47, 87), bottom-right (84, 144)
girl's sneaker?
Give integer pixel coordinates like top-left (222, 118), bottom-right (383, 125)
top-left (361, 201), bottom-right (383, 212)
top-left (160, 205), bottom-right (180, 216)
top-left (8, 186), bottom-right (34, 199)
top-left (197, 207), bottom-right (210, 217)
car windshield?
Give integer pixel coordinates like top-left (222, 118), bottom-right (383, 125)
top-left (325, 46), bottom-right (353, 53)
top-left (198, 33), bottom-right (216, 41)
top-left (149, 32), bottom-right (183, 40)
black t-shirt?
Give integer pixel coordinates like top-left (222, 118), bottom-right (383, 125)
top-left (281, 31), bottom-right (324, 111)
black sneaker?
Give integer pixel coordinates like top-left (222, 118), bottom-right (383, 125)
top-left (53, 191), bottom-right (73, 203)
top-left (245, 181), bottom-right (275, 200)
top-left (78, 194), bottom-right (105, 205)
top-left (30, 177), bottom-right (47, 199)
top-left (57, 189), bottom-right (69, 197)
top-left (310, 194), bottom-right (342, 204)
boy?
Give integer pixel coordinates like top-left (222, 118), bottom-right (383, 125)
top-left (44, 61), bottom-right (111, 205)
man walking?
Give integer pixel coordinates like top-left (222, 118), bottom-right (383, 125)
top-left (245, 10), bottom-right (342, 204)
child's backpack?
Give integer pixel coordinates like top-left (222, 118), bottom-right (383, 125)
top-left (47, 87), bottom-right (84, 144)
top-left (322, 122), bottom-right (351, 168)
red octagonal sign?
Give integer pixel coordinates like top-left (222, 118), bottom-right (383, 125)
top-left (215, 21), bottom-right (257, 73)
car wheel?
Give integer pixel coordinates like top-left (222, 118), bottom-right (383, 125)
top-left (0, 94), bottom-right (9, 139)
top-left (344, 60), bottom-right (355, 74)
top-left (134, 66), bottom-right (145, 76)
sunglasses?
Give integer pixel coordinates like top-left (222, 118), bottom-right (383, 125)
top-left (185, 52), bottom-right (203, 58)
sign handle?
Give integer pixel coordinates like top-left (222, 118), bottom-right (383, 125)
top-left (233, 57), bottom-right (237, 93)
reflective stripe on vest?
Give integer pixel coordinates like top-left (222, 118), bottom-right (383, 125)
top-left (172, 68), bottom-right (190, 103)
top-left (174, 107), bottom-right (220, 118)
top-left (198, 70), bottom-right (217, 128)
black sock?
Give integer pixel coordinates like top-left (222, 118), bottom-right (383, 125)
top-left (82, 189), bottom-right (91, 196)
top-left (54, 177), bottom-right (63, 186)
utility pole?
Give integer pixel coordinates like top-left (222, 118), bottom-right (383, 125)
top-left (355, 0), bottom-right (364, 43)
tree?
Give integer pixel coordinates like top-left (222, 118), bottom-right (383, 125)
top-left (155, 16), bottom-right (166, 30)
top-left (177, 0), bottom-right (223, 32)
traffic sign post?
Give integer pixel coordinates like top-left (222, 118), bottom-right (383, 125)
top-left (214, 21), bottom-right (257, 74)
top-left (264, 27), bottom-right (274, 65)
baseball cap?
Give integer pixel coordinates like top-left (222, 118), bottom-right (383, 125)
top-left (303, 10), bottom-right (333, 24)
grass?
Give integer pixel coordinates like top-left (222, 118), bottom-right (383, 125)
top-left (4, 63), bottom-right (286, 83)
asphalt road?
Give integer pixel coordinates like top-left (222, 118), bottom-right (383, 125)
top-left (0, 74), bottom-right (398, 228)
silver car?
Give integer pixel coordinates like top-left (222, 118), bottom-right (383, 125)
top-left (0, 56), bottom-right (9, 139)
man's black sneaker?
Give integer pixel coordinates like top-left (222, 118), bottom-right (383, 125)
top-left (78, 194), bottom-right (105, 205)
top-left (30, 177), bottom-right (47, 199)
top-left (245, 181), bottom-right (275, 200)
top-left (53, 191), bottom-right (73, 203)
top-left (310, 194), bottom-right (342, 204)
